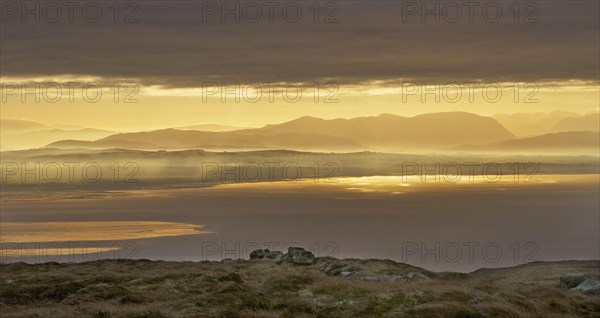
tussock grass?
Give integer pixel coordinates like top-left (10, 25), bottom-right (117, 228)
top-left (1, 259), bottom-right (598, 317)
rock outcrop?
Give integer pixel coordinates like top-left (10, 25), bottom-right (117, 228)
top-left (560, 272), bottom-right (600, 294)
top-left (319, 260), bottom-right (429, 282)
top-left (249, 247), bottom-right (316, 265)
top-left (249, 249), bottom-right (284, 261)
top-left (560, 272), bottom-right (591, 289)
top-left (572, 277), bottom-right (600, 294)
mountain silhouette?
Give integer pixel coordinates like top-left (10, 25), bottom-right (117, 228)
top-left (551, 113), bottom-right (600, 133)
top-left (237, 112), bottom-right (515, 151)
top-left (44, 112), bottom-right (516, 151)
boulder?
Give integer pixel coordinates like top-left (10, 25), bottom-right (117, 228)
top-left (320, 262), bottom-right (368, 279)
top-left (249, 249), bottom-right (285, 261)
top-left (573, 277), bottom-right (600, 294)
top-left (292, 256), bottom-right (316, 265)
top-left (274, 253), bottom-right (284, 263)
top-left (284, 247), bottom-right (316, 265)
top-left (287, 247), bottom-right (309, 258)
top-left (560, 272), bottom-right (590, 289)
top-left (250, 246), bottom-right (316, 265)
top-left (249, 249), bottom-right (269, 260)
top-left (265, 250), bottom-right (284, 260)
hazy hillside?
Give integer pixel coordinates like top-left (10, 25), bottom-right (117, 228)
top-left (47, 130), bottom-right (366, 151)
top-left (240, 112), bottom-right (515, 150)
top-left (1, 128), bottom-right (115, 150)
top-left (32, 112), bottom-right (600, 153)
top-left (0, 119), bottom-right (50, 134)
top-left (552, 113), bottom-right (600, 132)
top-left (43, 112), bottom-right (515, 152)
top-left (175, 124), bottom-right (251, 132)
top-left (459, 131), bottom-right (599, 153)
top-left (492, 111), bottom-right (580, 137)
top-left (47, 139), bottom-right (160, 150)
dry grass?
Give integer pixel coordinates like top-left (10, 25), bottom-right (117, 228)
top-left (1, 259), bottom-right (599, 318)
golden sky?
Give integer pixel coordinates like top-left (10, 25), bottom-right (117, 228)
top-left (1, 79), bottom-right (598, 130)
top-left (1, 1), bottom-right (598, 130)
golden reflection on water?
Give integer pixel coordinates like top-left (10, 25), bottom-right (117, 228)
top-left (212, 174), bottom-right (597, 195)
top-left (0, 221), bottom-right (209, 243)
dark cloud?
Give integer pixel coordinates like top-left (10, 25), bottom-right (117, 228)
top-left (1, 0), bottom-right (598, 87)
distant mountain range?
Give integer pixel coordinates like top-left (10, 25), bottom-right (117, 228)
top-left (551, 113), bottom-right (600, 133)
top-left (49, 130), bottom-right (365, 151)
top-left (1, 119), bottom-right (50, 134)
top-left (3, 112), bottom-right (599, 153)
top-left (235, 112), bottom-right (515, 150)
top-left (174, 124), bottom-right (252, 132)
top-left (492, 112), bottom-right (599, 137)
top-left (0, 120), bottom-right (115, 150)
top-left (0, 120), bottom-right (248, 150)
top-left (457, 131), bottom-right (599, 153)
top-left (45, 112), bottom-right (514, 152)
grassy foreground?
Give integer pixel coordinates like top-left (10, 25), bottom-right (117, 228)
top-left (1, 259), bottom-right (599, 318)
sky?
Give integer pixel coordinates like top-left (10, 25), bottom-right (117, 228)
top-left (1, 0), bottom-right (598, 130)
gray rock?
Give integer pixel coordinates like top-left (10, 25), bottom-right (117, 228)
top-left (572, 277), bottom-right (600, 294)
top-left (320, 261), bottom-right (347, 275)
top-left (265, 250), bottom-right (283, 260)
top-left (266, 247), bottom-right (317, 265)
top-left (274, 253), bottom-right (284, 263)
top-left (341, 271), bottom-right (364, 279)
top-left (250, 249), bottom-right (285, 261)
top-left (407, 272), bottom-right (430, 281)
top-left (249, 249), bottom-right (269, 260)
top-left (560, 272), bottom-right (590, 289)
top-left (285, 247), bottom-right (316, 265)
top-left (320, 262), bottom-right (367, 278)
top-left (287, 247), bottom-right (309, 258)
top-left (292, 256), bottom-right (316, 265)
top-left (276, 254), bottom-right (289, 264)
